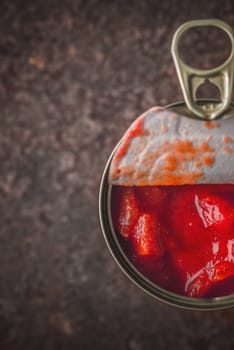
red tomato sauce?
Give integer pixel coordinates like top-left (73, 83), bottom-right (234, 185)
top-left (111, 184), bottom-right (234, 298)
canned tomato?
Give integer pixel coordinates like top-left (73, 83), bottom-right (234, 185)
top-left (99, 20), bottom-right (234, 310)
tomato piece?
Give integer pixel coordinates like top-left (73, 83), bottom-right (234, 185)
top-left (132, 213), bottom-right (165, 256)
top-left (111, 186), bottom-right (139, 238)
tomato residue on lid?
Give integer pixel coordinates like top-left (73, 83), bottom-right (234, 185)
top-left (202, 155), bottom-right (215, 167)
top-left (110, 115), bottom-right (148, 180)
top-left (223, 147), bottom-right (233, 154)
top-left (223, 136), bottom-right (233, 143)
top-left (204, 121), bottom-right (221, 129)
top-left (113, 137), bottom-right (217, 185)
top-left (109, 107), bottom-right (234, 186)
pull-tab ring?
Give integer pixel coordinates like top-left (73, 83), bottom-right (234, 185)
top-left (171, 19), bottom-right (234, 120)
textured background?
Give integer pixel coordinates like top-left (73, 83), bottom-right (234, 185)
top-left (0, 0), bottom-right (234, 349)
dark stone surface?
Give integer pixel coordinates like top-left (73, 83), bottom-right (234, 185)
top-left (0, 0), bottom-right (234, 349)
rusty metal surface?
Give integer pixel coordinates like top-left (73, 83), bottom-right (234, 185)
top-left (0, 0), bottom-right (234, 349)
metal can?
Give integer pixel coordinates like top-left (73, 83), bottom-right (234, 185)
top-left (99, 20), bottom-right (234, 310)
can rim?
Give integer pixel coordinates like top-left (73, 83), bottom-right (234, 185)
top-left (99, 101), bottom-right (234, 310)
